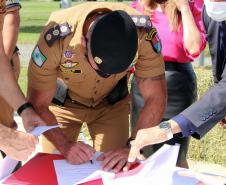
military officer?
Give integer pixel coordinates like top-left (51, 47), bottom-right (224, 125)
top-left (27, 2), bottom-right (166, 172)
top-left (0, 0), bottom-right (44, 161)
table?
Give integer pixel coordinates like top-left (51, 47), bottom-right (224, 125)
top-left (2, 153), bottom-right (198, 185)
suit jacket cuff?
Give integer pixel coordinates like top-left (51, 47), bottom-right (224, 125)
top-left (172, 114), bottom-right (197, 137)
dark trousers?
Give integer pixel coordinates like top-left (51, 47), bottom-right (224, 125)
top-left (131, 62), bottom-right (197, 166)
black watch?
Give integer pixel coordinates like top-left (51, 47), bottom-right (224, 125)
top-left (17, 102), bottom-right (33, 116)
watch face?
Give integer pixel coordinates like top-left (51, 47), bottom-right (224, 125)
top-left (159, 121), bottom-right (170, 129)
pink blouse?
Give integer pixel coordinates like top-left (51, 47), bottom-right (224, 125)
top-left (131, 0), bottom-right (206, 63)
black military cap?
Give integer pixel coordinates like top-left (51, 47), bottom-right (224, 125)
top-left (89, 10), bottom-right (138, 75)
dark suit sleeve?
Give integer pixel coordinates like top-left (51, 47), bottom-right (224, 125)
top-left (176, 58), bottom-right (226, 139)
top-left (172, 6), bottom-right (226, 139)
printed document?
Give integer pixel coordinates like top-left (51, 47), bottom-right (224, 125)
top-left (53, 152), bottom-right (111, 185)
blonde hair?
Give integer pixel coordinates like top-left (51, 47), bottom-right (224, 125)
top-left (140, 0), bottom-right (181, 31)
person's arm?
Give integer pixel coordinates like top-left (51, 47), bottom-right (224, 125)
top-left (2, 4), bottom-right (20, 58)
top-left (0, 31), bottom-right (26, 110)
top-left (0, 124), bottom-right (38, 161)
top-left (97, 28), bottom-right (166, 173)
top-left (176, 0), bottom-right (205, 55)
top-left (131, 74), bottom-right (166, 137)
top-left (27, 86), bottom-right (95, 164)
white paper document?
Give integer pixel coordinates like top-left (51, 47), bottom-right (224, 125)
top-left (0, 124), bottom-right (60, 180)
top-left (53, 145), bottom-right (180, 185)
top-left (102, 144), bottom-right (180, 185)
top-left (53, 152), bottom-right (110, 185)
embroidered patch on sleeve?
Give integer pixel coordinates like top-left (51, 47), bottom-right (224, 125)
top-left (146, 28), bottom-right (162, 54)
top-left (31, 46), bottom-right (47, 67)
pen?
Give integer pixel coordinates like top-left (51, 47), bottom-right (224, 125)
top-left (81, 132), bottom-right (93, 164)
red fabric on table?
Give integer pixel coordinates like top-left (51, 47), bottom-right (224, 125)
top-left (3, 153), bottom-right (139, 185)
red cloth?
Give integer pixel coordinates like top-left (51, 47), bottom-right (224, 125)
top-left (3, 153), bottom-right (103, 185)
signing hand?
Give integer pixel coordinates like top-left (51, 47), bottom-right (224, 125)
top-left (62, 141), bottom-right (95, 164)
top-left (3, 129), bottom-right (38, 161)
top-left (97, 148), bottom-right (131, 173)
top-left (128, 126), bottom-right (167, 163)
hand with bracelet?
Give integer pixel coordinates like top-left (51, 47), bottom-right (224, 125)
top-left (0, 102), bottom-right (45, 161)
top-left (17, 102), bottom-right (46, 132)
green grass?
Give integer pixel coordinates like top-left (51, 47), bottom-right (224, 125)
top-left (188, 67), bottom-right (226, 166)
top-left (19, 1), bottom-right (60, 43)
top-left (18, 67), bottom-right (28, 94)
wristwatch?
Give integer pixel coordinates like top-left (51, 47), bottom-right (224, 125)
top-left (159, 121), bottom-right (174, 140)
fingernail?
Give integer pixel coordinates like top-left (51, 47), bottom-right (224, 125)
top-left (123, 167), bottom-right (128, 172)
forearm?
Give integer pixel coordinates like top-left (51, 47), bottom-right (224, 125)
top-left (131, 75), bottom-right (167, 138)
top-left (34, 105), bottom-right (70, 153)
top-left (181, 5), bottom-right (201, 54)
top-left (2, 10), bottom-right (20, 57)
top-left (0, 34), bottom-right (25, 110)
top-left (131, 96), bottom-right (166, 137)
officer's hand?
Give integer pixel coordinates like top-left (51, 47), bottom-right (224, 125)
top-left (2, 129), bottom-right (38, 161)
top-left (21, 107), bottom-right (46, 132)
top-left (128, 126), bottom-right (167, 163)
top-left (63, 141), bottom-right (95, 164)
top-left (178, 170), bottom-right (226, 185)
top-left (96, 148), bottom-right (131, 173)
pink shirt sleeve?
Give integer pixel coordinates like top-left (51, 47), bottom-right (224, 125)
top-left (183, 2), bottom-right (206, 59)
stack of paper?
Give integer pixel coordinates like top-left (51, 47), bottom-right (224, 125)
top-left (53, 144), bottom-right (180, 185)
top-left (102, 144), bottom-right (180, 185)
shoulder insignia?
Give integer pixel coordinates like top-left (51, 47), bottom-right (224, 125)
top-left (31, 46), bottom-right (47, 67)
top-left (44, 22), bottom-right (72, 47)
top-left (146, 27), bottom-right (162, 54)
top-left (131, 15), bottom-right (152, 29)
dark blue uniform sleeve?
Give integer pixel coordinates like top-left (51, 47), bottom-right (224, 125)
top-left (172, 7), bottom-right (226, 139)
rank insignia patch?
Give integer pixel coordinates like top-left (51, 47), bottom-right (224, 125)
top-left (64, 51), bottom-right (75, 59)
top-left (146, 28), bottom-right (162, 54)
top-left (61, 60), bottom-right (78, 68)
top-left (31, 46), bottom-right (47, 67)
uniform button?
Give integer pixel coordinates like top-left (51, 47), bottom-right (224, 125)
top-left (189, 130), bottom-right (193, 134)
top-left (72, 100), bottom-right (75, 103)
top-left (96, 80), bottom-right (100, 83)
top-left (201, 117), bottom-right (206, 121)
top-left (94, 91), bottom-right (97, 94)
